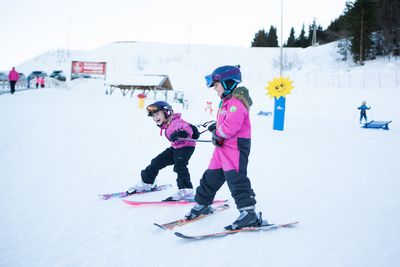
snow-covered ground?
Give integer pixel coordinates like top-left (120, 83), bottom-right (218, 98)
top-left (1, 42), bottom-right (399, 267)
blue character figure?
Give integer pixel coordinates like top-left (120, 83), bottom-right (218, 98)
top-left (358, 101), bottom-right (371, 124)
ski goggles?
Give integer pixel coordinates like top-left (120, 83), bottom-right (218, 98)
top-left (205, 74), bottom-right (221, 88)
top-left (146, 104), bottom-right (160, 116)
top-left (204, 68), bottom-right (240, 88)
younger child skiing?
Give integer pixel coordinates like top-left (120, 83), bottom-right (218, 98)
top-left (127, 101), bottom-right (199, 201)
top-left (184, 65), bottom-right (265, 230)
top-left (358, 101), bottom-right (371, 124)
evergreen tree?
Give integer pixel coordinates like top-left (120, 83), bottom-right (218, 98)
top-left (295, 24), bottom-right (308, 48)
top-left (316, 25), bottom-right (330, 45)
top-left (251, 29), bottom-right (268, 47)
top-left (250, 0), bottom-right (399, 59)
top-left (344, 0), bottom-right (378, 64)
top-left (337, 38), bottom-right (352, 61)
top-left (286, 27), bottom-right (296, 47)
top-left (266, 26), bottom-right (279, 47)
top-left (377, 0), bottom-right (400, 56)
top-left (323, 15), bottom-right (351, 43)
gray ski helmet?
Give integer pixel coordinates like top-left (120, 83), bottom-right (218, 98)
top-left (146, 101), bottom-right (173, 117)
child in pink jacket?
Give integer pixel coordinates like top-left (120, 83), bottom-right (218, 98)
top-left (185, 65), bottom-right (265, 230)
top-left (127, 101), bottom-right (199, 201)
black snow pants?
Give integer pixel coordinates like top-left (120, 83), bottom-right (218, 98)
top-left (10, 81), bottom-right (16, 94)
top-left (141, 146), bottom-right (195, 189)
top-left (194, 138), bottom-right (256, 209)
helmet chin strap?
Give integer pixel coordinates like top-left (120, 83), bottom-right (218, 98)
top-left (219, 81), bottom-right (237, 107)
top-left (221, 81), bottom-right (237, 98)
top-left (158, 113), bottom-right (172, 127)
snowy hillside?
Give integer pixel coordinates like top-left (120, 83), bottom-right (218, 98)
top-left (1, 42), bottom-right (400, 267)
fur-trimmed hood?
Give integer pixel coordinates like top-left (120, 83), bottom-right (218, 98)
top-left (231, 86), bottom-right (253, 110)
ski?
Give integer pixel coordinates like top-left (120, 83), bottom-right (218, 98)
top-left (123, 199), bottom-right (228, 207)
top-left (98, 184), bottom-right (173, 200)
top-left (154, 203), bottom-right (230, 230)
top-left (174, 221), bottom-right (299, 240)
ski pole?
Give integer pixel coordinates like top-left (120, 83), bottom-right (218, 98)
top-left (196, 120), bottom-right (216, 136)
top-left (177, 137), bottom-right (212, 143)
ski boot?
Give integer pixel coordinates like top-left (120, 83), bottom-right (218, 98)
top-left (163, 188), bottom-right (194, 201)
top-left (224, 206), bottom-right (266, 230)
top-left (185, 203), bottom-right (214, 220)
top-left (127, 180), bottom-right (156, 194)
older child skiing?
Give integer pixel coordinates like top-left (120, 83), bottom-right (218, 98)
top-left (127, 101), bottom-right (199, 201)
top-left (185, 65), bottom-right (265, 230)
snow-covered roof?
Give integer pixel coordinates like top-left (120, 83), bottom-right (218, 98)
top-left (107, 74), bottom-right (173, 90)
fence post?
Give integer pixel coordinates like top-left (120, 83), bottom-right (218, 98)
top-left (363, 71), bottom-right (365, 90)
top-left (349, 72), bottom-right (351, 88)
top-left (378, 71), bottom-right (381, 88)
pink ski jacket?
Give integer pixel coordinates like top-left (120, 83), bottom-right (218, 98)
top-left (161, 113), bottom-right (196, 149)
top-left (208, 88), bottom-right (252, 172)
top-left (8, 69), bottom-right (19, 81)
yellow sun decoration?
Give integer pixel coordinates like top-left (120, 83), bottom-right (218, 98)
top-left (266, 77), bottom-right (294, 99)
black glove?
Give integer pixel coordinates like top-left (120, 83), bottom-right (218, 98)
top-left (211, 129), bottom-right (223, 147)
top-left (190, 124), bottom-right (200, 139)
top-left (208, 122), bottom-right (217, 132)
top-left (169, 130), bottom-right (189, 141)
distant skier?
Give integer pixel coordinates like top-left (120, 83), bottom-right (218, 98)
top-left (40, 76), bottom-right (45, 88)
top-left (127, 101), bottom-right (199, 201)
top-left (358, 101), bottom-right (371, 124)
top-left (35, 76), bottom-right (40, 88)
top-left (8, 67), bottom-right (19, 94)
top-left (184, 65), bottom-right (265, 230)
top-left (204, 101), bottom-right (213, 115)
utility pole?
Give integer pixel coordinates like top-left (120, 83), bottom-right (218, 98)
top-left (67, 19), bottom-right (72, 58)
top-left (272, 0), bottom-right (286, 131)
top-left (187, 25), bottom-right (192, 54)
top-left (312, 17), bottom-right (317, 47)
top-left (280, 0), bottom-right (283, 76)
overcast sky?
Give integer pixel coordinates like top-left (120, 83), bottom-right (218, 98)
top-left (0, 0), bottom-right (348, 71)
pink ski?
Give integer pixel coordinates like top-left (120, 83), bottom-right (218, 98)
top-left (123, 199), bottom-right (228, 207)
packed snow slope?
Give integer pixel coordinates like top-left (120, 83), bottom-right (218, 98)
top-left (1, 42), bottom-right (400, 267)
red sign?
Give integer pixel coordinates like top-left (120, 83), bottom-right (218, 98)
top-left (71, 61), bottom-right (106, 75)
